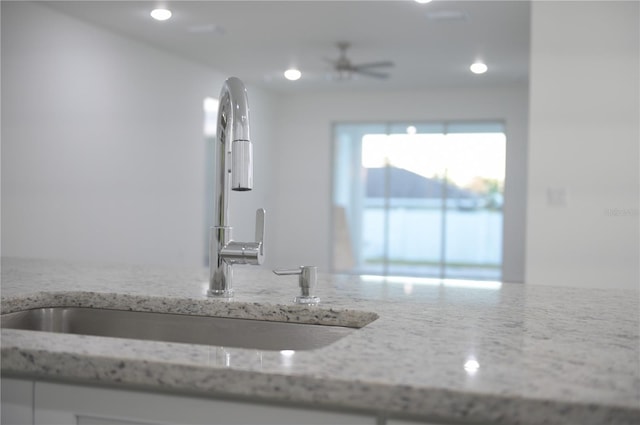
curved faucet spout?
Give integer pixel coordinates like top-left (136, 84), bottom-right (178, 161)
top-left (215, 77), bottom-right (253, 228)
top-left (217, 76), bottom-right (250, 146)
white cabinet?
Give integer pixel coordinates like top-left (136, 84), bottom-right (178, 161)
top-left (34, 381), bottom-right (375, 425)
top-left (387, 419), bottom-right (491, 425)
top-left (2, 379), bottom-right (485, 425)
top-left (1, 378), bottom-right (34, 425)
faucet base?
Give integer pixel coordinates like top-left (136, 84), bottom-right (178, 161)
top-left (294, 295), bottom-right (320, 305)
top-left (207, 288), bottom-right (234, 299)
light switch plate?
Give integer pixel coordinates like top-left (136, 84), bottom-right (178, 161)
top-left (546, 187), bottom-right (568, 207)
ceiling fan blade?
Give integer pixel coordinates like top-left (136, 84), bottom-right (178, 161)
top-left (353, 69), bottom-right (390, 79)
top-left (326, 42), bottom-right (393, 81)
top-left (352, 61), bottom-right (394, 70)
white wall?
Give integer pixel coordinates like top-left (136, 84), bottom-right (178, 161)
top-left (1, 2), bottom-right (274, 268)
top-left (526, 1), bottom-right (639, 289)
top-left (269, 87), bottom-right (528, 282)
top-left (9, 1), bottom-right (635, 290)
top-left (0, 2), bottom-right (529, 282)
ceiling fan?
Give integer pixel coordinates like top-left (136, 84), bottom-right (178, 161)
top-left (326, 42), bottom-right (394, 80)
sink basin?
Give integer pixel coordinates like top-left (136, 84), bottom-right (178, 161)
top-left (1, 307), bottom-right (362, 351)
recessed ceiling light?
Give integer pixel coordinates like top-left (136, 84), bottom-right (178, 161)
top-left (284, 68), bottom-right (302, 81)
top-left (470, 62), bottom-right (488, 74)
top-left (415, 0), bottom-right (433, 4)
top-left (150, 8), bottom-right (172, 21)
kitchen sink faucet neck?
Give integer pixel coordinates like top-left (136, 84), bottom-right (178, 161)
top-left (209, 77), bottom-right (265, 298)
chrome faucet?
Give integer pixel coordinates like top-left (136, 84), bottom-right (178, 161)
top-left (208, 77), bottom-right (265, 298)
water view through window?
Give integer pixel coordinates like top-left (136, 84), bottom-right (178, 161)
top-left (332, 122), bottom-right (506, 280)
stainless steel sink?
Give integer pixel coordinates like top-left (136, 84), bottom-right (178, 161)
top-left (0, 307), bottom-right (360, 351)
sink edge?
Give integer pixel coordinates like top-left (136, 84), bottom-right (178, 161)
top-left (1, 291), bottom-right (379, 329)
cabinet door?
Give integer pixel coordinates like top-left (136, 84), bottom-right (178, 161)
top-left (35, 382), bottom-right (374, 425)
top-left (1, 378), bottom-right (34, 425)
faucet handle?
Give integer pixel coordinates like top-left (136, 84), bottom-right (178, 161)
top-left (255, 208), bottom-right (265, 259)
top-left (220, 208), bottom-right (265, 266)
top-left (273, 266), bottom-right (320, 305)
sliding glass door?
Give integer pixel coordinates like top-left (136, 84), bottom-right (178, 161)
top-left (332, 122), bottom-right (505, 280)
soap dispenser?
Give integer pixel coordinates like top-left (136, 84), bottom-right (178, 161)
top-left (273, 266), bottom-right (320, 305)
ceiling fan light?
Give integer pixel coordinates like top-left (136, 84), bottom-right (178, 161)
top-left (284, 68), bottom-right (302, 81)
top-left (337, 69), bottom-right (352, 80)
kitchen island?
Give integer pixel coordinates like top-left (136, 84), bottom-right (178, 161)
top-left (1, 258), bottom-right (638, 424)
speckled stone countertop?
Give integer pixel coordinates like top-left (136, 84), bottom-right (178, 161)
top-left (1, 258), bottom-right (639, 424)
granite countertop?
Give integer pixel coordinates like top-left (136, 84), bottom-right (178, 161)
top-left (1, 257), bottom-right (639, 425)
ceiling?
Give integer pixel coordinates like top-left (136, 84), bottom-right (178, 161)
top-left (42, 0), bottom-right (531, 93)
